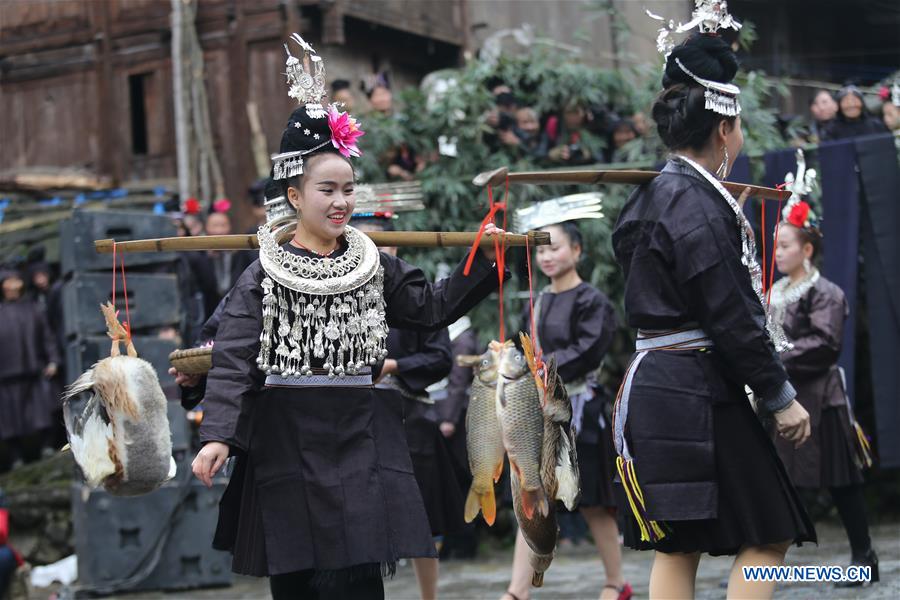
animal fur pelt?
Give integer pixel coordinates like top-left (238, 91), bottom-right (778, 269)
top-left (62, 303), bottom-right (175, 496)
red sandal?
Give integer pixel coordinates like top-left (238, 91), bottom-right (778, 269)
top-left (603, 582), bottom-right (633, 600)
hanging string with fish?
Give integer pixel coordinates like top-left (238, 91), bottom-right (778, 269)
top-left (464, 177), bottom-right (510, 342)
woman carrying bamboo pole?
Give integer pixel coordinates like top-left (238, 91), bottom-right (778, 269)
top-left (184, 36), bottom-right (505, 599)
top-left (610, 4), bottom-right (814, 598)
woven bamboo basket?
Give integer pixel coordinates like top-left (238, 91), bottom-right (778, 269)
top-left (168, 346), bottom-right (213, 375)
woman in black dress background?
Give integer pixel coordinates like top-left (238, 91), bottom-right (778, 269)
top-left (771, 206), bottom-right (878, 586)
top-left (611, 30), bottom-right (815, 598)
top-left (503, 214), bottom-right (629, 600)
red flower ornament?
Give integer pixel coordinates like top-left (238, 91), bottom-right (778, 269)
top-left (183, 197), bottom-right (201, 215)
top-left (787, 201), bottom-right (810, 228)
top-left (327, 106), bottom-right (365, 158)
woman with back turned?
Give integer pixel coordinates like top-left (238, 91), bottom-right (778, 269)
top-left (611, 4), bottom-right (815, 597)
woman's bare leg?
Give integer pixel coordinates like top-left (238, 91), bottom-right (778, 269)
top-left (581, 506), bottom-right (626, 599)
top-left (726, 541), bottom-right (791, 599)
top-left (649, 551), bottom-right (701, 599)
top-left (502, 529), bottom-right (533, 600)
top-left (412, 557), bottom-right (439, 600)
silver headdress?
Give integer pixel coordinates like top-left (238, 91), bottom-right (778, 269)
top-left (284, 33), bottom-right (327, 107)
top-left (892, 81), bottom-right (900, 107)
top-left (647, 0), bottom-right (743, 117)
top-left (678, 0), bottom-right (742, 35)
top-left (778, 148), bottom-right (821, 231)
top-left (352, 181), bottom-right (426, 216)
top-left (513, 192), bottom-right (604, 233)
top-left (782, 149), bottom-right (818, 212)
top-left (674, 58), bottom-right (742, 117)
top-left (270, 34), bottom-right (331, 180)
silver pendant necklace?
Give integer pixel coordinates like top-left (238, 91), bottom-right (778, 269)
top-left (256, 223), bottom-right (389, 378)
top-left (767, 267), bottom-right (820, 353)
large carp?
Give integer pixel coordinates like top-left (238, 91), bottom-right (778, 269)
top-left (459, 343), bottom-right (505, 525)
top-left (495, 340), bottom-right (548, 520)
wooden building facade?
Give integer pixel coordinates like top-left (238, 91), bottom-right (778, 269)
top-left (0, 0), bottom-right (464, 206)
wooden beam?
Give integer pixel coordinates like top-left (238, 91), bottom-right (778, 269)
top-left (472, 167), bottom-right (790, 202)
top-left (93, 230), bottom-right (552, 253)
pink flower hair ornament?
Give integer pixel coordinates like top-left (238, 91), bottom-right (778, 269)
top-left (327, 105), bottom-right (365, 158)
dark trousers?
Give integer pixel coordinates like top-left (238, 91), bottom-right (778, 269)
top-left (269, 568), bottom-right (384, 600)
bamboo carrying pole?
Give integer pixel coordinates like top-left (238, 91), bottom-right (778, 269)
top-left (473, 167), bottom-right (788, 201)
top-left (94, 230), bottom-right (550, 254)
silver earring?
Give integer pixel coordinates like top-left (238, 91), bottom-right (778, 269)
top-left (803, 257), bottom-right (811, 273)
top-left (716, 146), bottom-right (729, 179)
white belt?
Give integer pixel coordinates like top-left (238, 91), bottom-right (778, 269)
top-left (613, 329), bottom-right (713, 462)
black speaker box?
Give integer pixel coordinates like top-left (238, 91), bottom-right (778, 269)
top-left (71, 476), bottom-right (231, 594)
top-left (64, 335), bottom-right (178, 385)
top-left (62, 273), bottom-right (180, 339)
top-left (60, 210), bottom-right (177, 276)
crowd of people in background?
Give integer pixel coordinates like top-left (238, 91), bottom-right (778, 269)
top-left (354, 69), bottom-right (899, 184)
top-left (481, 76), bottom-right (649, 166)
top-left (805, 85), bottom-right (895, 143)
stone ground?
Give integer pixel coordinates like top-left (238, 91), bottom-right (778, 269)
top-left (30, 520), bottom-right (899, 599)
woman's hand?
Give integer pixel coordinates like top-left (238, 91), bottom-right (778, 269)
top-left (481, 222), bottom-right (507, 262)
top-left (43, 362), bottom-right (57, 378)
top-left (192, 442), bottom-right (230, 488)
top-left (774, 400), bottom-right (811, 448)
top-left (168, 366), bottom-right (202, 388)
top-left (375, 358), bottom-right (398, 383)
top-left (439, 421), bottom-right (456, 438)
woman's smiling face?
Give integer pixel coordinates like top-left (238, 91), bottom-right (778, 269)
top-left (536, 224), bottom-right (580, 280)
top-left (287, 153), bottom-right (356, 242)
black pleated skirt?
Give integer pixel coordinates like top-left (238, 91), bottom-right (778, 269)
top-left (402, 399), bottom-right (465, 537)
top-left (212, 388), bottom-right (437, 577)
top-left (817, 406), bottom-right (865, 489)
top-left (618, 399), bottom-right (817, 556)
top-left (575, 392), bottom-right (617, 509)
top-left (773, 403), bottom-right (865, 490)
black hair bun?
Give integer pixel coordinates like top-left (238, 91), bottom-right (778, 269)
top-left (662, 34), bottom-right (738, 89)
top-left (278, 106), bottom-right (334, 155)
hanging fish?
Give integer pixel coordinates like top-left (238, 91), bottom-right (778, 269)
top-left (63, 302), bottom-right (175, 496)
top-left (495, 340), bottom-right (548, 520)
top-left (459, 343), bottom-right (505, 525)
